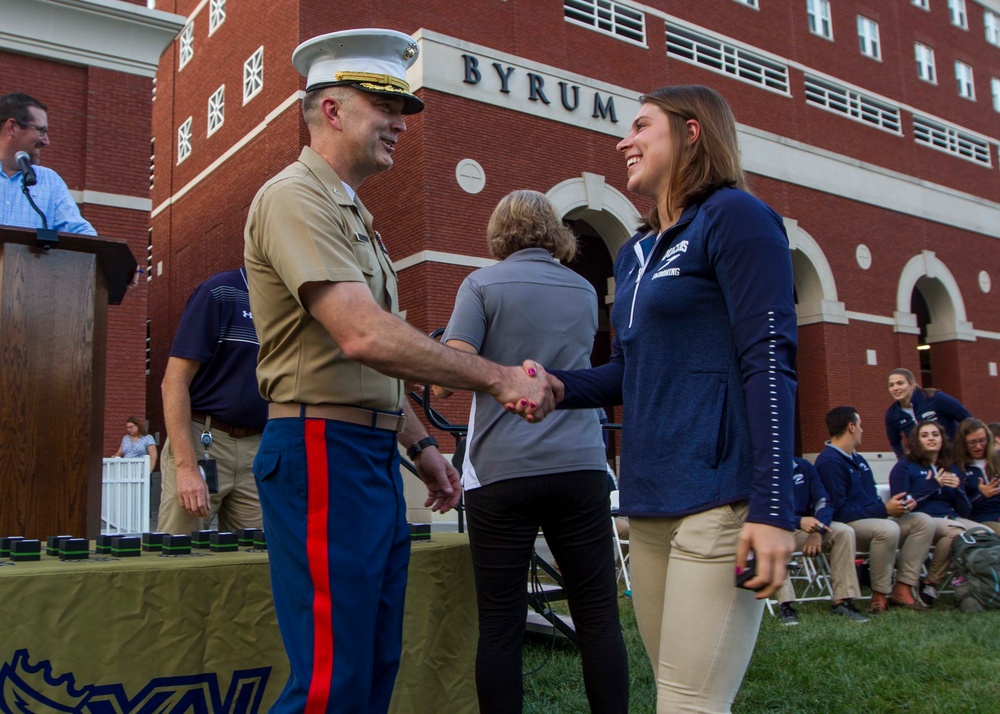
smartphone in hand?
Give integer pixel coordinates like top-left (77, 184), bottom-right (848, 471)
top-left (735, 558), bottom-right (765, 591)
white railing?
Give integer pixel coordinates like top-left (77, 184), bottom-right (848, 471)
top-left (102, 456), bottom-right (151, 534)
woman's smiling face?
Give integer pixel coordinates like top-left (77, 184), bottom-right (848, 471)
top-left (888, 373), bottom-right (915, 403)
top-left (918, 423), bottom-right (942, 454)
top-left (616, 103), bottom-right (677, 200)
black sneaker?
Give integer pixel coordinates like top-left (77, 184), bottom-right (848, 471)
top-left (779, 603), bottom-right (799, 626)
top-left (830, 600), bottom-right (870, 623)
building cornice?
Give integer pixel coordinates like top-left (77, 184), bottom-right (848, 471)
top-left (0, 0), bottom-right (185, 78)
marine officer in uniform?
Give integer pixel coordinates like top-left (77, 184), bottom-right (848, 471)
top-left (244, 28), bottom-right (555, 713)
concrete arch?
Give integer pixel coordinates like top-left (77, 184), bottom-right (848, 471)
top-left (895, 250), bottom-right (975, 342)
top-left (784, 217), bottom-right (846, 325)
top-left (546, 173), bottom-right (642, 257)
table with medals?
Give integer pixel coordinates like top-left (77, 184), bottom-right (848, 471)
top-left (0, 531), bottom-right (477, 713)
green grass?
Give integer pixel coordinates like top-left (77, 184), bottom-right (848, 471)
top-left (521, 593), bottom-right (1000, 713)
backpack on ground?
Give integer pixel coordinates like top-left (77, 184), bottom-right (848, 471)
top-left (950, 527), bottom-right (1000, 613)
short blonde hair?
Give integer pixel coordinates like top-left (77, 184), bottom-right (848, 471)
top-left (486, 190), bottom-right (577, 262)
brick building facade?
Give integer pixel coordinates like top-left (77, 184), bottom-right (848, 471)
top-left (149, 0), bottom-right (1000, 475)
top-left (1, 0), bottom-right (183, 455)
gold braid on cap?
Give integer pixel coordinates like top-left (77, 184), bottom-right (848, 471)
top-left (335, 71), bottom-right (410, 93)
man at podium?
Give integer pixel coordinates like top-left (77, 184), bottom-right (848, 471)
top-left (0, 92), bottom-right (96, 235)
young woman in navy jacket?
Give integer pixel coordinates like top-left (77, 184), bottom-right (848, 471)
top-left (885, 368), bottom-right (970, 458)
top-left (546, 85), bottom-right (797, 713)
top-left (955, 417), bottom-right (1000, 536)
top-left (889, 420), bottom-right (976, 605)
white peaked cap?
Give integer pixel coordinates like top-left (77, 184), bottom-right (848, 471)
top-left (292, 28), bottom-right (424, 114)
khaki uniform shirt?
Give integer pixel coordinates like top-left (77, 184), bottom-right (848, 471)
top-left (244, 146), bottom-right (403, 411)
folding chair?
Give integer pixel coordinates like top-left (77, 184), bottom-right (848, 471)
top-left (765, 551), bottom-right (834, 615)
top-left (610, 490), bottom-right (631, 596)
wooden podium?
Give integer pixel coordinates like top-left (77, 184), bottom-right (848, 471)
top-left (0, 226), bottom-right (136, 539)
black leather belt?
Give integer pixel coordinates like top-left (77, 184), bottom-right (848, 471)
top-left (191, 412), bottom-right (264, 438)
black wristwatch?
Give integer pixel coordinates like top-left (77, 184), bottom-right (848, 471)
top-left (407, 436), bottom-right (439, 461)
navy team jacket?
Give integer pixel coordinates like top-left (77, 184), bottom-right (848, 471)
top-left (555, 186), bottom-right (797, 530)
top-left (791, 457), bottom-right (833, 528)
top-left (889, 459), bottom-right (971, 518)
top-left (964, 464), bottom-right (1000, 522)
top-left (884, 389), bottom-right (970, 458)
top-left (815, 445), bottom-right (887, 523)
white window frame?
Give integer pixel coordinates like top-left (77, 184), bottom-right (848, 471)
top-left (243, 46), bottom-right (264, 104)
top-left (666, 24), bottom-right (790, 94)
top-left (733, 0), bottom-right (759, 8)
top-left (991, 77), bottom-right (1000, 113)
top-left (857, 16), bottom-right (881, 60)
top-left (807, 0), bottom-right (833, 39)
top-left (209, 0), bottom-right (226, 35)
top-left (178, 22), bottom-right (194, 70)
top-left (804, 76), bottom-right (902, 134)
top-left (177, 117), bottom-right (192, 164)
top-left (985, 10), bottom-right (1000, 47)
top-left (948, 0), bottom-right (967, 29)
top-left (563, 0), bottom-right (647, 46)
top-left (207, 85), bottom-right (225, 137)
top-left (912, 0), bottom-right (929, 10)
top-left (912, 115), bottom-right (991, 166)
top-left (915, 43), bottom-right (936, 84)
top-left (955, 60), bottom-right (975, 100)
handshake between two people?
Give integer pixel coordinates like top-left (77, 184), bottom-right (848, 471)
top-left (432, 360), bottom-right (565, 422)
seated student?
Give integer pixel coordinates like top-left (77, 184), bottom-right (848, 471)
top-left (889, 420), bottom-right (977, 606)
top-left (816, 407), bottom-right (933, 613)
top-left (885, 368), bottom-right (970, 459)
top-left (775, 457), bottom-right (869, 625)
top-left (955, 418), bottom-right (1000, 536)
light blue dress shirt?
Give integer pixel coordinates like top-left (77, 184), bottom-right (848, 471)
top-left (0, 162), bottom-right (96, 235)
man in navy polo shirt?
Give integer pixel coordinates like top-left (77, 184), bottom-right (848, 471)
top-left (158, 267), bottom-right (267, 534)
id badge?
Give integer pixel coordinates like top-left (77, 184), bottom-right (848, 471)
top-left (199, 459), bottom-right (219, 494)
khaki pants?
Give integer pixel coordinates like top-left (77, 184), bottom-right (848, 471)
top-left (926, 516), bottom-right (981, 585)
top-left (629, 503), bottom-right (762, 714)
top-left (776, 521), bottom-right (860, 604)
top-left (157, 420), bottom-right (262, 535)
top-left (849, 512), bottom-right (933, 592)
top-left (980, 521), bottom-right (1000, 537)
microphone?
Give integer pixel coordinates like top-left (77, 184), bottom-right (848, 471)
top-left (14, 151), bottom-right (56, 248)
top-left (15, 151), bottom-right (36, 187)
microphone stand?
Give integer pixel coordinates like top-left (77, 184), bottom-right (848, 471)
top-left (20, 177), bottom-right (58, 250)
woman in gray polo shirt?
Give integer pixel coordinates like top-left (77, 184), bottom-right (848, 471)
top-left (437, 190), bottom-right (628, 713)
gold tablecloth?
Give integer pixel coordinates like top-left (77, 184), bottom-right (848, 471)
top-left (0, 532), bottom-right (477, 713)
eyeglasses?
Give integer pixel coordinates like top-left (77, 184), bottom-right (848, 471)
top-left (16, 120), bottom-right (48, 136)
top-left (966, 438), bottom-right (989, 446)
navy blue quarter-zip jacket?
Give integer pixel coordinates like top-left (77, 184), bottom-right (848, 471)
top-left (792, 457), bottom-right (833, 527)
top-left (884, 389), bottom-right (970, 458)
top-left (555, 186), bottom-right (797, 530)
top-left (964, 464), bottom-right (1000, 522)
top-left (889, 459), bottom-right (971, 518)
top-left (815, 445), bottom-right (887, 523)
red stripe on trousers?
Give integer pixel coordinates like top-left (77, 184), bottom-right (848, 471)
top-left (305, 418), bottom-right (333, 713)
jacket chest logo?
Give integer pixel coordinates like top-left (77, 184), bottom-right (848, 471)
top-left (650, 240), bottom-right (688, 280)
